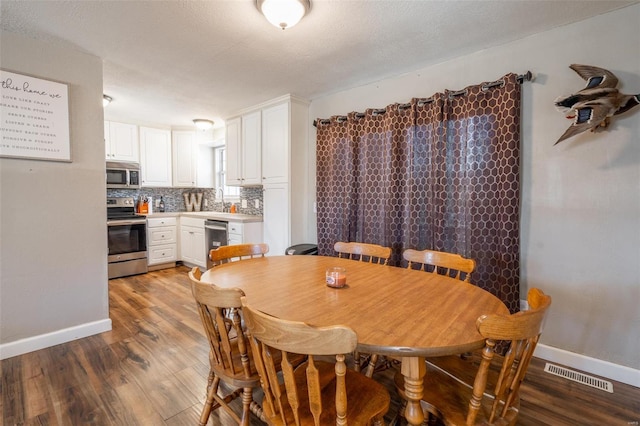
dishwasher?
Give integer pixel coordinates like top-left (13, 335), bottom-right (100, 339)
top-left (205, 219), bottom-right (228, 269)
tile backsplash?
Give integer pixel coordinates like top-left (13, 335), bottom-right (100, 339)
top-left (107, 187), bottom-right (263, 216)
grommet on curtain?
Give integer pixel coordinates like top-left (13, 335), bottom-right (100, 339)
top-left (448, 89), bottom-right (468, 99)
top-left (417, 98), bottom-right (434, 107)
top-left (482, 80), bottom-right (506, 91)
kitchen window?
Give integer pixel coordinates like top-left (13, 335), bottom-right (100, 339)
top-left (214, 146), bottom-right (239, 200)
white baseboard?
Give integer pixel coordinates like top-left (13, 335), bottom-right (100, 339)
top-left (534, 343), bottom-right (640, 388)
top-left (0, 319), bottom-right (112, 360)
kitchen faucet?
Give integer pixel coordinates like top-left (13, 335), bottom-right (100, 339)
top-left (217, 187), bottom-right (227, 212)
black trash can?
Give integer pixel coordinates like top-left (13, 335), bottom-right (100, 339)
top-left (285, 244), bottom-right (318, 255)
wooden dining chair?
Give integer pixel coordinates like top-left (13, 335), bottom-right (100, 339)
top-left (403, 248), bottom-right (476, 282)
top-left (334, 241), bottom-right (392, 265)
top-left (188, 267), bottom-right (265, 426)
top-left (210, 243), bottom-right (269, 267)
top-left (241, 296), bottom-right (391, 425)
top-left (334, 241), bottom-right (393, 374)
top-left (393, 288), bottom-right (552, 426)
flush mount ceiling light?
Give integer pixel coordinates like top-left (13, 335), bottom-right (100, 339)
top-left (193, 119), bottom-right (214, 130)
top-left (257, 0), bottom-right (310, 30)
top-left (102, 95), bottom-right (113, 107)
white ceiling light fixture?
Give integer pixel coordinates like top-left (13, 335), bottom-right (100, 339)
top-left (102, 95), bottom-right (113, 107)
top-left (257, 0), bottom-right (310, 30)
top-left (193, 119), bottom-right (214, 130)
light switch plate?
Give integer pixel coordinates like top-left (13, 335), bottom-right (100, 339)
top-left (241, 199), bottom-right (247, 208)
top-left (254, 199), bottom-right (260, 208)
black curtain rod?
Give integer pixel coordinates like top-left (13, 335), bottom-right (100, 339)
top-left (312, 71), bottom-right (533, 127)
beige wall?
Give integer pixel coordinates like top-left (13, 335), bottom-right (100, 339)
top-left (0, 31), bottom-right (110, 357)
top-left (308, 4), bottom-right (640, 380)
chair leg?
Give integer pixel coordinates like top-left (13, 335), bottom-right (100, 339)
top-left (354, 350), bottom-right (362, 372)
top-left (240, 387), bottom-right (253, 426)
top-left (249, 400), bottom-right (266, 422)
top-left (364, 354), bottom-right (379, 378)
top-left (199, 376), bottom-right (220, 426)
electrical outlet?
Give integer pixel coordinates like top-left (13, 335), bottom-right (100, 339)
top-left (254, 199), bottom-right (260, 209)
top-left (204, 199), bottom-right (208, 208)
top-left (241, 199), bottom-right (247, 208)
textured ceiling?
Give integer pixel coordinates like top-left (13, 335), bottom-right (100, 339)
top-left (1, 0), bottom-right (635, 129)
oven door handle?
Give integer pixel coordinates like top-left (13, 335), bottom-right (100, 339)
top-left (108, 219), bottom-right (147, 226)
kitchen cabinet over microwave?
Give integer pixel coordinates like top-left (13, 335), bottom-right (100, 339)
top-left (105, 121), bottom-right (139, 162)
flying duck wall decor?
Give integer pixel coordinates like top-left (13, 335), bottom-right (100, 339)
top-left (554, 64), bottom-right (639, 145)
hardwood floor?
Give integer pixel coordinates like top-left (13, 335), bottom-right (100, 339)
top-left (2, 266), bottom-right (638, 425)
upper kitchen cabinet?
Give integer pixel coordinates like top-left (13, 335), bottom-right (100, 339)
top-left (261, 102), bottom-right (289, 184)
top-left (225, 117), bottom-right (241, 185)
top-left (227, 95), bottom-right (310, 255)
top-left (172, 130), bottom-right (197, 187)
top-left (225, 111), bottom-right (262, 186)
top-left (104, 121), bottom-right (139, 162)
top-left (172, 130), bottom-right (215, 188)
top-left (140, 126), bottom-right (172, 187)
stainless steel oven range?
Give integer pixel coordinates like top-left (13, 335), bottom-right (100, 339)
top-left (107, 197), bottom-right (148, 279)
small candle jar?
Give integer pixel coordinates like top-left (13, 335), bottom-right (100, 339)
top-left (326, 267), bottom-right (347, 288)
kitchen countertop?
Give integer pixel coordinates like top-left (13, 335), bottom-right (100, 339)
top-left (145, 211), bottom-right (262, 223)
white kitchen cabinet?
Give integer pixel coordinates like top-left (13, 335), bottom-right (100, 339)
top-left (225, 117), bottom-right (241, 185)
top-left (225, 111), bottom-right (262, 186)
top-left (263, 183), bottom-right (289, 256)
top-left (261, 102), bottom-right (289, 184)
top-left (105, 121), bottom-right (139, 162)
top-left (196, 144), bottom-right (215, 188)
top-left (263, 97), bottom-right (309, 255)
top-left (228, 221), bottom-right (264, 246)
top-left (140, 126), bottom-right (172, 187)
top-left (241, 111), bottom-right (262, 185)
top-left (180, 217), bottom-right (206, 268)
top-left (172, 130), bottom-right (197, 187)
top-left (147, 217), bottom-right (177, 267)
top-left (226, 95), bottom-right (309, 255)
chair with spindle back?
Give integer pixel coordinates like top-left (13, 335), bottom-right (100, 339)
top-left (365, 249), bottom-right (476, 377)
top-left (189, 267), bottom-right (264, 425)
top-left (393, 288), bottom-right (552, 426)
top-left (403, 248), bottom-right (476, 282)
top-left (334, 241), bottom-right (393, 374)
top-left (209, 243), bottom-right (269, 267)
top-left (334, 241), bottom-right (392, 265)
top-left (241, 296), bottom-right (391, 425)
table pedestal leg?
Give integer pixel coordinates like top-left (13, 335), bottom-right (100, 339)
top-left (401, 356), bottom-right (426, 426)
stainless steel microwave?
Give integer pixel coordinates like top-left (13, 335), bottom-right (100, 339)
top-left (106, 161), bottom-right (141, 189)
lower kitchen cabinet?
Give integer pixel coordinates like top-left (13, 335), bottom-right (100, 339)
top-left (180, 217), bottom-right (207, 268)
top-left (228, 221), bottom-right (264, 246)
top-left (147, 217), bottom-right (178, 267)
top-left (263, 183), bottom-right (289, 256)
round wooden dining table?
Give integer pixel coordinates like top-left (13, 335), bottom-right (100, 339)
top-left (201, 255), bottom-right (509, 426)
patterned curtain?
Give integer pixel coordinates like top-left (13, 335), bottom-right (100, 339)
top-left (316, 73), bottom-right (521, 312)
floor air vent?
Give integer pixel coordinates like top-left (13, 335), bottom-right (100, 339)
top-left (543, 363), bottom-right (613, 393)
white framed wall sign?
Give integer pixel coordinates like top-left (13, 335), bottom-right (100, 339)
top-left (0, 69), bottom-right (71, 162)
